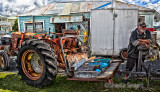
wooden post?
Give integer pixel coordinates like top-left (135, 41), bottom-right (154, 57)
top-left (147, 64), bottom-right (151, 88)
top-left (138, 50), bottom-right (143, 72)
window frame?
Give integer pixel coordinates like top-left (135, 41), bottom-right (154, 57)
top-left (24, 20), bottom-right (44, 33)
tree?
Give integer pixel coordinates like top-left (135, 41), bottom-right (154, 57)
top-left (12, 19), bottom-right (18, 32)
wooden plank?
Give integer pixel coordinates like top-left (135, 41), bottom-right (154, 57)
top-left (96, 62), bottom-right (120, 79)
top-left (111, 59), bottom-right (123, 63)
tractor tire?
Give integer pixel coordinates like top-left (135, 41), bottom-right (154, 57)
top-left (0, 51), bottom-right (10, 71)
top-left (17, 39), bottom-right (58, 87)
top-left (119, 48), bottom-right (128, 60)
top-left (2, 42), bottom-right (6, 44)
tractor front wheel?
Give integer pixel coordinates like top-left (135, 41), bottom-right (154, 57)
top-left (17, 39), bottom-right (58, 87)
top-left (0, 51), bottom-right (10, 71)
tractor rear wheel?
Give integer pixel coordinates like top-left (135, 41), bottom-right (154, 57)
top-left (17, 39), bottom-right (58, 87)
top-left (0, 51), bottom-right (10, 71)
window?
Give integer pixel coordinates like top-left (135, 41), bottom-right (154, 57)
top-left (55, 23), bottom-right (65, 33)
top-left (35, 22), bottom-right (43, 32)
top-left (25, 21), bottom-right (44, 33)
top-left (25, 23), bottom-right (33, 32)
top-left (138, 16), bottom-right (145, 23)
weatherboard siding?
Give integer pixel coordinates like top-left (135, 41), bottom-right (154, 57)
top-left (19, 13), bottom-right (90, 33)
top-left (19, 16), bottom-right (55, 32)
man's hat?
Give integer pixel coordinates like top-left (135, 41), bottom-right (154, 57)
top-left (138, 22), bottom-right (147, 27)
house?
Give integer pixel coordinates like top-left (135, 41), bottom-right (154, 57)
top-left (17, 1), bottom-right (99, 34)
top-left (0, 15), bottom-right (11, 33)
top-left (115, 1), bottom-right (160, 28)
top-left (17, 1), bottom-right (160, 35)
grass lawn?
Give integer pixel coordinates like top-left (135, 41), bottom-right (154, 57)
top-left (0, 72), bottom-right (160, 92)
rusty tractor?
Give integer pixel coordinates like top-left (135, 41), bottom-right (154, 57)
top-left (0, 29), bottom-right (90, 87)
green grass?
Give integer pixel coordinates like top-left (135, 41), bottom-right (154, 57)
top-left (0, 72), bottom-right (16, 78)
top-left (0, 72), bottom-right (160, 92)
top-left (0, 72), bottom-right (104, 92)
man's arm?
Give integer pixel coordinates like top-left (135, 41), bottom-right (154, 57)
top-left (139, 39), bottom-right (151, 45)
top-left (138, 30), bottom-right (152, 48)
top-left (138, 41), bottom-right (149, 48)
top-left (130, 30), bottom-right (151, 47)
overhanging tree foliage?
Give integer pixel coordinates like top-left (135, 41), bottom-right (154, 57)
top-left (12, 19), bottom-right (18, 32)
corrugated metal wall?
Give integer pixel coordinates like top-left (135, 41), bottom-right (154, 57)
top-left (114, 9), bottom-right (138, 55)
top-left (91, 9), bottom-right (114, 56)
top-left (91, 9), bottom-right (138, 56)
top-left (19, 16), bottom-right (54, 32)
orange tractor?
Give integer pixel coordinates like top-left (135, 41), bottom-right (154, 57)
top-left (0, 30), bottom-right (90, 86)
top-left (0, 30), bottom-right (113, 87)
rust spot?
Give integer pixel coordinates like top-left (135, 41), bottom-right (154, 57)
top-left (50, 4), bottom-right (56, 10)
top-left (67, 53), bottom-right (88, 63)
top-left (59, 16), bottom-right (62, 20)
top-left (0, 46), bottom-right (4, 50)
top-left (118, 2), bottom-right (121, 7)
top-left (41, 4), bottom-right (51, 15)
top-left (26, 21), bottom-right (33, 23)
top-left (68, 16), bottom-right (71, 22)
top-left (52, 18), bottom-right (55, 23)
top-left (128, 4), bottom-right (131, 8)
top-left (87, 2), bottom-right (91, 11)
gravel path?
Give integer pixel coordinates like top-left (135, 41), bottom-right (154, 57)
top-left (115, 59), bottom-right (160, 78)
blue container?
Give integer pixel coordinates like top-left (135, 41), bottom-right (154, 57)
top-left (94, 58), bottom-right (110, 63)
top-left (99, 62), bottom-right (109, 69)
top-left (89, 58), bottom-right (110, 70)
top-left (95, 69), bottom-right (101, 73)
top-left (89, 62), bottom-right (99, 65)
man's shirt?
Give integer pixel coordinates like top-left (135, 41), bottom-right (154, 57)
top-left (128, 28), bottom-right (152, 58)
